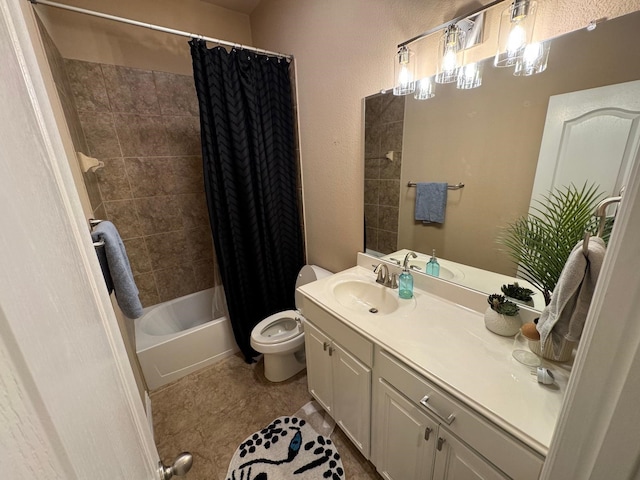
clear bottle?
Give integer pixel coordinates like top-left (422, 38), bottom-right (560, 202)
top-left (426, 249), bottom-right (440, 277)
top-left (399, 251), bottom-right (417, 299)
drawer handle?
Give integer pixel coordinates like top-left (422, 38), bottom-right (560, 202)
top-left (419, 395), bottom-right (456, 425)
top-left (323, 342), bottom-right (330, 351)
top-left (328, 346), bottom-right (334, 356)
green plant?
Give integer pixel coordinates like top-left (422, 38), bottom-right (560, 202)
top-left (498, 183), bottom-right (606, 306)
top-left (501, 282), bottom-right (534, 302)
top-left (487, 294), bottom-right (520, 316)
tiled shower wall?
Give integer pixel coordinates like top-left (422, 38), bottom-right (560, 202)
top-left (38, 18), bottom-right (216, 307)
top-left (66, 59), bottom-right (216, 307)
top-left (364, 92), bottom-right (405, 254)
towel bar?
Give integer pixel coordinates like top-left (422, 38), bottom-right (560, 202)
top-left (407, 182), bottom-right (465, 190)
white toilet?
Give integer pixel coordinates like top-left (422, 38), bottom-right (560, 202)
top-left (250, 265), bottom-right (332, 382)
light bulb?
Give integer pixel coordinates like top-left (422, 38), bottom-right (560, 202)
top-left (442, 49), bottom-right (458, 73)
top-left (398, 64), bottom-right (412, 86)
top-left (506, 24), bottom-right (526, 55)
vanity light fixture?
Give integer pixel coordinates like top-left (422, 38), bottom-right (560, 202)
top-left (414, 77), bottom-right (436, 100)
top-left (457, 62), bottom-right (483, 89)
top-left (436, 25), bottom-right (465, 84)
top-left (494, 0), bottom-right (538, 68)
top-left (393, 46), bottom-right (416, 96)
top-left (513, 41), bottom-right (549, 76)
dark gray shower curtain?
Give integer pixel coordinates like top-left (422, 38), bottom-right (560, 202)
top-left (190, 40), bottom-right (304, 362)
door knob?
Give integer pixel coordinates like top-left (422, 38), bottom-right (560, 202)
top-left (159, 452), bottom-right (193, 479)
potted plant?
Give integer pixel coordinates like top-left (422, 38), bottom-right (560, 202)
top-left (497, 183), bottom-right (606, 306)
top-left (484, 294), bottom-right (521, 336)
top-left (501, 282), bottom-right (535, 307)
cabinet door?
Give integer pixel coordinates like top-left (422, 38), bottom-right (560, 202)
top-left (373, 378), bottom-right (437, 480)
top-left (433, 429), bottom-right (508, 480)
top-left (333, 341), bottom-right (371, 458)
top-left (304, 321), bottom-right (334, 413)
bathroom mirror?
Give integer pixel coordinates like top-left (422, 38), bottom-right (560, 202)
top-left (364, 11), bottom-right (640, 311)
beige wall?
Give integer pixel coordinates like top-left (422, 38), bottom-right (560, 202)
top-left (35, 0), bottom-right (253, 75)
top-left (251, 0), bottom-right (640, 273)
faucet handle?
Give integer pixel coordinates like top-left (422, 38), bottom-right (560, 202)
top-left (388, 273), bottom-right (398, 289)
top-left (373, 263), bottom-right (387, 284)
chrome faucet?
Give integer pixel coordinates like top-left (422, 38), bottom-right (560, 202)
top-left (374, 263), bottom-right (398, 289)
top-left (374, 263), bottom-right (388, 285)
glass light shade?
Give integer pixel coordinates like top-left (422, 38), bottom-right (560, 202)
top-left (494, 0), bottom-right (537, 68)
top-left (414, 77), bottom-right (435, 100)
top-left (436, 25), bottom-right (465, 84)
top-left (393, 46), bottom-right (416, 96)
top-left (456, 62), bottom-right (482, 89)
top-left (514, 41), bottom-right (550, 76)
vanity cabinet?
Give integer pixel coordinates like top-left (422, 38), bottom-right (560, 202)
top-left (303, 307), bottom-right (372, 458)
top-left (372, 348), bottom-right (544, 480)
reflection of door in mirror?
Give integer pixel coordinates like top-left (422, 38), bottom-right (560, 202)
top-left (530, 80), bottom-right (640, 209)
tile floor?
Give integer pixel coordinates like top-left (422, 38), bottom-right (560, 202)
top-left (150, 354), bottom-right (383, 480)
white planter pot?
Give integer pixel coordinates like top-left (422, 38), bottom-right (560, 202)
top-left (484, 307), bottom-right (521, 336)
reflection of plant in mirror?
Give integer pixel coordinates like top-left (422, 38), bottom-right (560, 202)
top-left (487, 294), bottom-right (520, 316)
top-left (501, 282), bottom-right (535, 302)
top-left (498, 183), bottom-right (606, 306)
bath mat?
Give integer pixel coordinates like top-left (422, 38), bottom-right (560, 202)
top-left (226, 402), bottom-right (344, 480)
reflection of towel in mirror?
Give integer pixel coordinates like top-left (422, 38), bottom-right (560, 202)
top-left (91, 221), bottom-right (143, 319)
top-left (537, 237), bottom-right (606, 357)
top-left (415, 182), bottom-right (448, 224)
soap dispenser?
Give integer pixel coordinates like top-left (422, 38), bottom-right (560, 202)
top-left (399, 251), bottom-right (417, 299)
top-left (426, 249), bottom-right (440, 277)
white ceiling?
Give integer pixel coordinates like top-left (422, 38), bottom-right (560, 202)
top-left (200, 0), bottom-right (261, 14)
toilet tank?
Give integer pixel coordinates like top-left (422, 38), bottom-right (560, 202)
top-left (295, 265), bottom-right (332, 311)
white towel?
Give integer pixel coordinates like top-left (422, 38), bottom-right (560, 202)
top-left (537, 237), bottom-right (606, 357)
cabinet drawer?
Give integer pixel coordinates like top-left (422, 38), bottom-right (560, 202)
top-left (375, 349), bottom-right (544, 480)
top-left (301, 298), bottom-right (373, 367)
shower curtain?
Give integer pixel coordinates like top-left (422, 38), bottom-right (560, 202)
top-left (190, 40), bottom-right (304, 362)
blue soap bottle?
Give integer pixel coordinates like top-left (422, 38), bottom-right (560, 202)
top-left (426, 249), bottom-right (440, 277)
top-left (399, 251), bottom-right (417, 299)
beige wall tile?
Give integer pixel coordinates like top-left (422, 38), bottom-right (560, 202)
top-left (65, 59), bottom-right (110, 112)
top-left (123, 237), bottom-right (152, 275)
top-left (96, 157), bottom-right (133, 200)
top-left (184, 226), bottom-right (214, 263)
top-left (177, 193), bottom-right (209, 230)
top-left (102, 64), bottom-right (160, 115)
top-left (78, 111), bottom-right (121, 158)
top-left (154, 71), bottom-right (199, 116)
top-left (114, 114), bottom-right (169, 157)
top-left (134, 271), bottom-right (160, 307)
top-left (193, 260), bottom-right (216, 291)
top-left (155, 265), bottom-right (197, 302)
top-left (163, 115), bottom-right (201, 156)
top-left (103, 199), bottom-right (141, 239)
top-left (135, 195), bottom-right (184, 235)
top-left (145, 230), bottom-right (190, 270)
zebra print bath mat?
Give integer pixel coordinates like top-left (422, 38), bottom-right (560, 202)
top-left (226, 415), bottom-right (345, 480)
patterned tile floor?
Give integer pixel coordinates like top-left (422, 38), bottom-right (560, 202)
top-left (150, 354), bottom-right (382, 480)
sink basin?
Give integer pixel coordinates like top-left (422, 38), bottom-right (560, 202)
top-left (332, 280), bottom-right (399, 314)
top-left (407, 261), bottom-right (461, 281)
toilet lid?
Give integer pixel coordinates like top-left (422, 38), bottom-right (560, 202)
top-left (294, 265), bottom-right (332, 310)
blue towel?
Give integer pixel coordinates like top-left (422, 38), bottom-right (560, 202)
top-left (415, 182), bottom-right (448, 224)
top-left (91, 221), bottom-right (143, 319)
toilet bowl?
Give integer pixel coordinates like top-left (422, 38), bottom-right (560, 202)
top-left (250, 265), bottom-right (332, 382)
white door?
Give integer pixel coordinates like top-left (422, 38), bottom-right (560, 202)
top-left (530, 80), bottom-right (640, 205)
top-left (304, 321), bottom-right (334, 413)
top-left (0, 0), bottom-right (160, 478)
top-left (372, 378), bottom-right (436, 480)
top-left (332, 341), bottom-right (371, 458)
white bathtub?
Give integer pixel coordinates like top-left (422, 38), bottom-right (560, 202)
top-left (135, 287), bottom-right (238, 390)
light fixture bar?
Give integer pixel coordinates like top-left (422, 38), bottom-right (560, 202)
top-left (397, 0), bottom-right (506, 48)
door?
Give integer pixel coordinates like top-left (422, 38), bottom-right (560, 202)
top-left (433, 430), bottom-right (508, 480)
top-left (530, 80), bottom-right (640, 205)
top-left (1, 0), bottom-right (160, 477)
top-left (373, 378), bottom-right (436, 480)
top-left (332, 341), bottom-right (371, 457)
top-left (304, 321), bottom-right (334, 413)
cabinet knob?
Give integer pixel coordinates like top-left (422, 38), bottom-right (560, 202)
top-left (437, 437), bottom-right (446, 451)
top-left (424, 427), bottom-right (432, 441)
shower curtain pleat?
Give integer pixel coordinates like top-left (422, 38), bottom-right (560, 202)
top-left (190, 40), bottom-right (304, 362)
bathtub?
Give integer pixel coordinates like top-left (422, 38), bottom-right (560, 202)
top-left (135, 287), bottom-right (238, 390)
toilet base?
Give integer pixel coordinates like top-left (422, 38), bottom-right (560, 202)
top-left (263, 348), bottom-right (306, 382)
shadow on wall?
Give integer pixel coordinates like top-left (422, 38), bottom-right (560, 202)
top-left (38, 16), bottom-right (218, 307)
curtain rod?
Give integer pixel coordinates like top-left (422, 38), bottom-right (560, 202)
top-left (397, 0), bottom-right (506, 48)
top-left (29, 0), bottom-right (293, 60)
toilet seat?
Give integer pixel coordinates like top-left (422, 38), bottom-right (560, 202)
top-left (250, 310), bottom-right (304, 354)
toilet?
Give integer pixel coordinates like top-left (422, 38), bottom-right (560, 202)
top-left (250, 265), bottom-right (332, 382)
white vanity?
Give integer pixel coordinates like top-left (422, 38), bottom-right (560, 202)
top-left (297, 253), bottom-right (569, 480)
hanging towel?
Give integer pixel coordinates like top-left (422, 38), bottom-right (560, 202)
top-left (415, 182), bottom-right (448, 224)
top-left (537, 236), bottom-right (606, 357)
top-left (91, 221), bottom-right (143, 319)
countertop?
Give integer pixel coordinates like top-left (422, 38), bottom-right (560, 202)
top-left (298, 264), bottom-right (570, 456)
